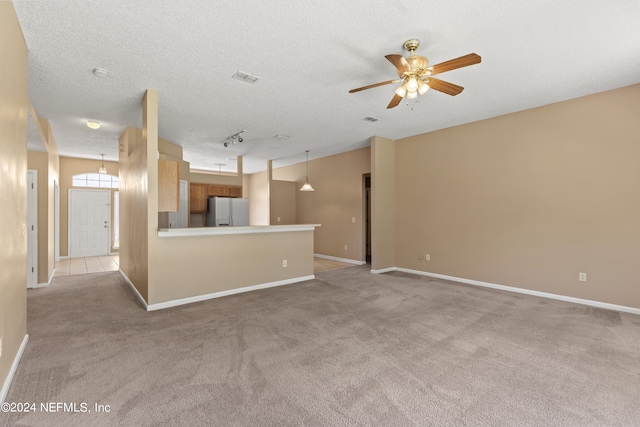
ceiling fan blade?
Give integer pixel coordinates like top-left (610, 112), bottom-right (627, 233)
top-left (385, 54), bottom-right (411, 74)
top-left (429, 53), bottom-right (481, 76)
top-left (387, 93), bottom-right (403, 109)
top-left (349, 79), bottom-right (398, 93)
top-left (426, 78), bottom-right (464, 96)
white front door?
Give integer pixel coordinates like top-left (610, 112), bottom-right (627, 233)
top-left (27, 170), bottom-right (38, 287)
top-left (69, 189), bottom-right (110, 257)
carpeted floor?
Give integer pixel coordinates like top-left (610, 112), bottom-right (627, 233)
top-left (3, 266), bottom-right (640, 426)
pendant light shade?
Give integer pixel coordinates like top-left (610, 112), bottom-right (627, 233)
top-left (300, 150), bottom-right (314, 192)
top-left (98, 154), bottom-right (107, 174)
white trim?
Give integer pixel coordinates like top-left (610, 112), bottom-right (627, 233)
top-left (30, 268), bottom-right (54, 288)
top-left (59, 256), bottom-right (70, 260)
top-left (1, 334), bottom-right (29, 404)
top-left (370, 267), bottom-right (395, 274)
top-left (389, 267), bottom-right (640, 316)
top-left (314, 253), bottom-right (365, 265)
top-left (119, 270), bottom-right (148, 310)
top-left (146, 275), bottom-right (315, 312)
top-left (158, 224), bottom-right (320, 238)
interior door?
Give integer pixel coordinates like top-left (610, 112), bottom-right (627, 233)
top-left (69, 189), bottom-right (110, 257)
top-left (27, 170), bottom-right (38, 287)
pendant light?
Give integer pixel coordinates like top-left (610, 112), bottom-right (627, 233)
top-left (98, 154), bottom-right (107, 174)
top-left (300, 150), bottom-right (314, 192)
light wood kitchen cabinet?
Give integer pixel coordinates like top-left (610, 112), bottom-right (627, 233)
top-left (226, 185), bottom-right (242, 198)
top-left (158, 160), bottom-right (179, 212)
top-left (190, 183), bottom-right (208, 213)
top-left (206, 184), bottom-right (243, 198)
top-left (207, 184), bottom-right (227, 197)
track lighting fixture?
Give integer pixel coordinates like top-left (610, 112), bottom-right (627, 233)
top-left (222, 130), bottom-right (245, 148)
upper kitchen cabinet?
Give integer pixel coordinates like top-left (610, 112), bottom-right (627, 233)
top-left (207, 184), bottom-right (226, 197)
top-left (226, 185), bottom-right (242, 197)
top-left (158, 159), bottom-right (179, 212)
top-left (207, 184), bottom-right (242, 198)
top-left (190, 183), bottom-right (207, 213)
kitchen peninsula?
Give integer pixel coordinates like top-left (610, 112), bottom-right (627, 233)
top-left (136, 224), bottom-right (321, 311)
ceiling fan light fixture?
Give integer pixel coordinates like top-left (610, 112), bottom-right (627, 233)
top-left (395, 83), bottom-right (408, 97)
top-left (407, 91), bottom-right (418, 100)
top-left (418, 79), bottom-right (430, 95)
top-left (407, 77), bottom-right (419, 93)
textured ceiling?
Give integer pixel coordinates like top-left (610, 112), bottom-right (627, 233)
top-left (14, 0), bottom-right (640, 174)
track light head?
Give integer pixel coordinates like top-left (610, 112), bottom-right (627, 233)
top-left (238, 137), bottom-right (243, 143)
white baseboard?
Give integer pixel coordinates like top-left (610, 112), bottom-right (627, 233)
top-left (385, 267), bottom-right (640, 315)
top-left (1, 334), bottom-right (29, 404)
top-left (31, 269), bottom-right (56, 288)
top-left (119, 269), bottom-right (314, 312)
top-left (370, 267), bottom-right (395, 274)
top-left (146, 275), bottom-right (315, 312)
top-left (119, 270), bottom-right (148, 310)
top-left (59, 256), bottom-right (69, 260)
top-left (314, 253), bottom-right (365, 265)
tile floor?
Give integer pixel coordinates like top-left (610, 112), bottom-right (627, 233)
top-left (54, 255), bottom-right (120, 276)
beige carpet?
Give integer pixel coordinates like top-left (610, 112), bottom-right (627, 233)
top-left (3, 266), bottom-right (640, 426)
top-left (313, 257), bottom-right (356, 273)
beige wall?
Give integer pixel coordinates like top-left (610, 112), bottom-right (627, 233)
top-left (247, 170), bottom-right (270, 225)
top-left (371, 137), bottom-right (395, 270)
top-left (0, 1), bottom-right (28, 397)
top-left (119, 126), bottom-right (149, 300)
top-left (272, 147), bottom-right (371, 261)
top-left (58, 156), bottom-right (119, 257)
top-left (190, 157), bottom-right (243, 186)
top-left (393, 84), bottom-right (640, 309)
top-left (270, 180), bottom-right (296, 225)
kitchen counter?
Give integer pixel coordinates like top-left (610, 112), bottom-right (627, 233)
top-left (158, 224), bottom-right (320, 237)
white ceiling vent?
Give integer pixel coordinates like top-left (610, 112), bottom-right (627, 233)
top-left (364, 116), bottom-right (380, 122)
top-left (232, 71), bottom-right (260, 84)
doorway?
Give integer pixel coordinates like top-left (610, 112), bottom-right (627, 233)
top-left (69, 189), bottom-right (110, 257)
top-left (363, 173), bottom-right (371, 264)
top-left (27, 170), bottom-right (38, 287)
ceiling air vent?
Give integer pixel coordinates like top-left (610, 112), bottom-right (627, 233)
top-left (364, 116), bottom-right (380, 122)
top-left (232, 71), bottom-right (260, 84)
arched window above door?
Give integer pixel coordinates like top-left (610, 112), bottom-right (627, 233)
top-left (72, 173), bottom-right (119, 189)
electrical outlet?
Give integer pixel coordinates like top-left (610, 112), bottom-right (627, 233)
top-left (579, 272), bottom-right (587, 282)
top-left (352, 217), bottom-right (356, 223)
top-left (277, 217), bottom-right (281, 222)
top-left (425, 254), bottom-right (430, 261)
top-left (282, 260), bottom-right (287, 268)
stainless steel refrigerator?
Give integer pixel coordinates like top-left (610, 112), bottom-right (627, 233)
top-left (206, 197), bottom-right (249, 227)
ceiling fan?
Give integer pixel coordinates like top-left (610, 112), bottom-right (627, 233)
top-left (349, 39), bottom-right (481, 109)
